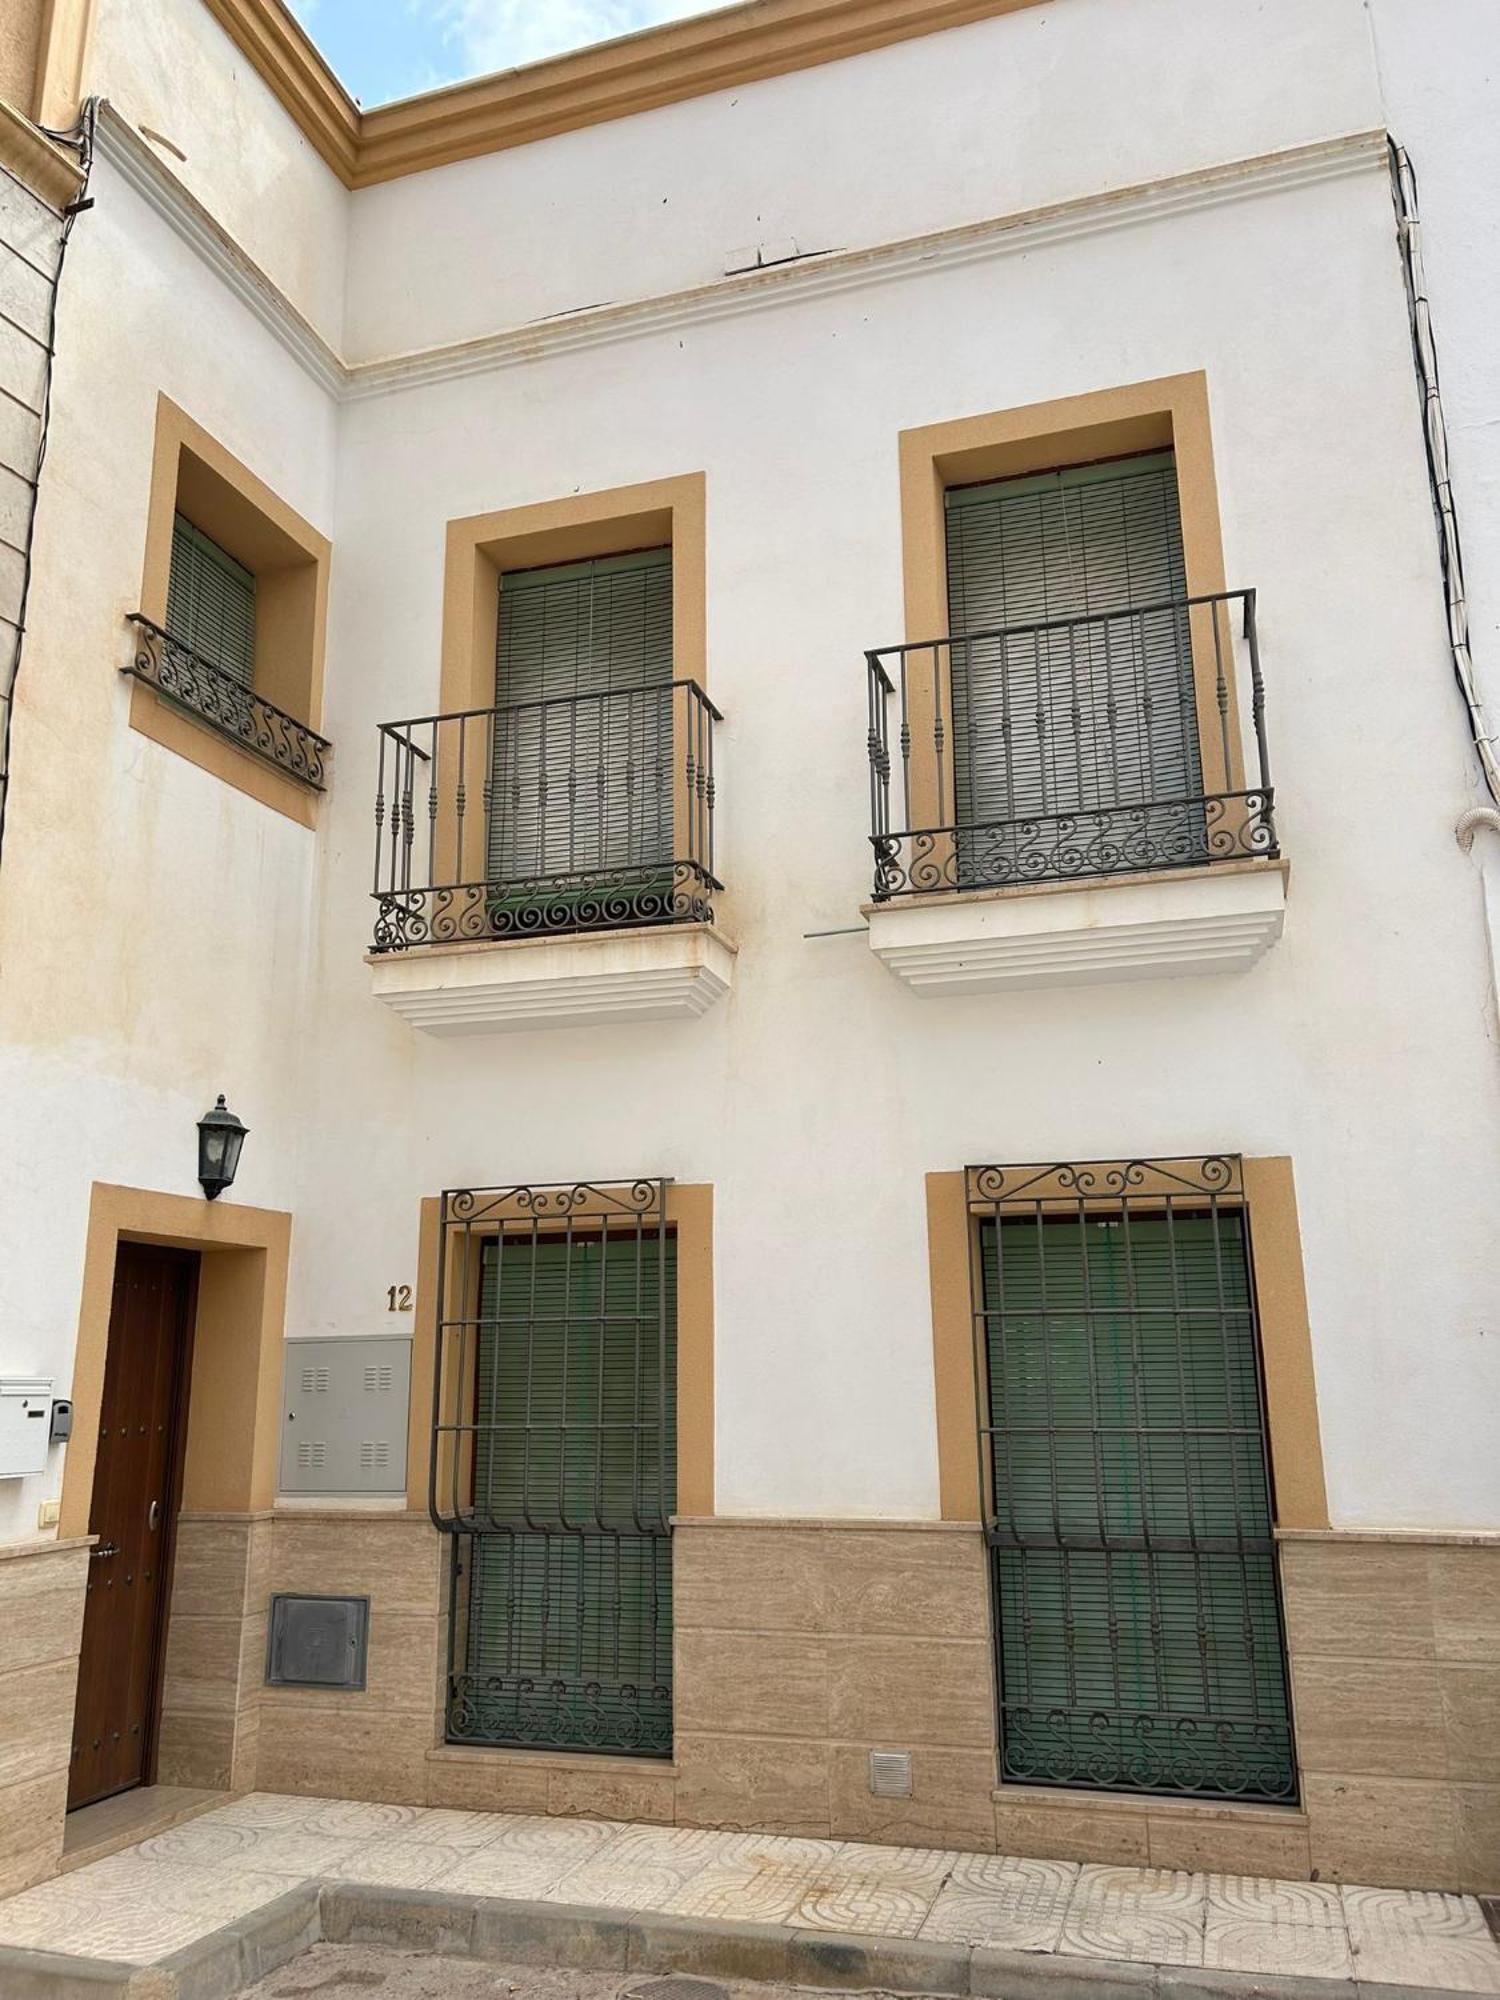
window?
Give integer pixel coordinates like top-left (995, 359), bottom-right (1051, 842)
top-left (870, 377), bottom-right (1278, 901)
top-left (432, 1181), bottom-right (679, 1758)
top-left (372, 476), bottom-right (720, 952)
top-left (129, 397), bottom-right (331, 822)
top-left (966, 1157), bottom-right (1296, 1803)
top-left (945, 451), bottom-right (1207, 882)
top-left (165, 514), bottom-right (258, 718)
top-left (488, 548), bottom-right (676, 929)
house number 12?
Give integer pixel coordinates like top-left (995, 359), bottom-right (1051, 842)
top-left (386, 1285), bottom-right (413, 1312)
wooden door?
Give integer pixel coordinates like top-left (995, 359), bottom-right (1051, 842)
top-left (69, 1244), bottom-right (196, 1810)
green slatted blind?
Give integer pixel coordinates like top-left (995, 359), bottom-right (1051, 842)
top-left (489, 549), bottom-right (673, 890)
top-left (980, 1210), bottom-right (1295, 1801)
top-left (944, 453), bottom-right (1201, 833)
top-left (461, 1231), bottom-right (676, 1755)
top-left (166, 515), bottom-right (257, 686)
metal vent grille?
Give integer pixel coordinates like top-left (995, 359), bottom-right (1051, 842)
top-left (362, 1365), bottom-right (394, 1393)
top-left (359, 1440), bottom-right (390, 1470)
top-left (869, 1750), bottom-right (913, 1798)
top-left (299, 1367), bottom-right (329, 1394)
top-left (296, 1440), bottom-right (326, 1469)
top-left (265, 1594), bottom-right (369, 1689)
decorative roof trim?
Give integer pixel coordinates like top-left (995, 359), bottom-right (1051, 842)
top-left (0, 99), bottom-right (86, 209)
top-left (197, 0), bottom-right (1050, 189)
top-left (93, 103), bottom-right (346, 395)
top-left (94, 107), bottom-right (1387, 411)
top-left (346, 130), bottom-right (1388, 400)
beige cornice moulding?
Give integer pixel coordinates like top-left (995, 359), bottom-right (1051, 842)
top-left (197, 0), bottom-right (1049, 189)
top-left (0, 96), bottom-right (85, 208)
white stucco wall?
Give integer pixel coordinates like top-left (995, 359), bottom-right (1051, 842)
top-left (2, 0), bottom-right (1497, 1544)
top-left (0, 149), bottom-right (338, 1538)
top-left (84, 0), bottom-right (349, 346)
top-left (342, 0), bottom-right (1382, 364)
top-left (309, 147), bottom-right (1500, 1531)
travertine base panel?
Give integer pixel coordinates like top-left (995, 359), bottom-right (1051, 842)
top-left (673, 1520), bottom-right (999, 1849)
top-left (1280, 1533), bottom-right (1500, 1893)
top-left (255, 1511), bottom-right (446, 1805)
top-left (94, 1513), bottom-right (1500, 1897)
top-left (155, 1513), bottom-right (272, 1792)
top-left (0, 1538), bottom-right (89, 1896)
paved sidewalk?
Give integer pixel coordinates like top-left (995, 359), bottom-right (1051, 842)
top-left (0, 1792), bottom-right (1496, 1992)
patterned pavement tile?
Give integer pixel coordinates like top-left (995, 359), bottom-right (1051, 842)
top-left (202, 1791), bottom-right (336, 1829)
top-left (1344, 1885), bottom-right (1500, 1993)
top-left (0, 1853), bottom-right (293, 1963)
top-left (1204, 1917), bottom-right (1353, 1978)
top-left (543, 1823), bottom-right (730, 1910)
top-left (662, 1837), bottom-right (841, 1926)
top-left (1061, 1863), bottom-right (1207, 1967)
top-left (920, 1853), bottom-right (1078, 1951)
top-left (1206, 1874), bottom-right (1346, 1925)
top-left (794, 1843), bottom-right (956, 1938)
top-left (442, 1815), bottom-right (624, 1899)
top-left (301, 1799), bottom-right (429, 1839)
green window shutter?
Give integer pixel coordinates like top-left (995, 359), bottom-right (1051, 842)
top-left (944, 453), bottom-right (1203, 855)
top-left (980, 1208), bottom-right (1295, 1802)
top-left (488, 548), bottom-right (674, 895)
top-left (457, 1230), bottom-right (676, 1757)
top-left (166, 514), bottom-right (257, 687)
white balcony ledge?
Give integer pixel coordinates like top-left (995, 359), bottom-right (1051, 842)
top-left (368, 922), bottom-right (736, 1034)
top-left (865, 859), bottom-right (1287, 995)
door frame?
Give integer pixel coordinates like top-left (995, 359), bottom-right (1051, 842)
top-left (69, 1242), bottom-right (199, 1810)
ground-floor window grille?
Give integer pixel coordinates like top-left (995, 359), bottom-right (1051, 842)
top-left (966, 1157), bottom-right (1296, 1803)
top-left (431, 1180), bottom-right (675, 1758)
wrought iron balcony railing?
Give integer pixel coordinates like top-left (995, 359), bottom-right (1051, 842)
top-left (865, 589), bottom-right (1275, 900)
top-left (125, 615), bottom-right (330, 790)
top-left (372, 681), bottom-right (722, 951)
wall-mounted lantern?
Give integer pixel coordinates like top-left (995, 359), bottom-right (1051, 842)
top-left (197, 1094), bottom-right (248, 1201)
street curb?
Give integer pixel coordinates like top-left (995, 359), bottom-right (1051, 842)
top-left (0, 1880), bottom-right (1486, 2000)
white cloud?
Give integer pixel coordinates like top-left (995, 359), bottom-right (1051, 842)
top-left (412, 0), bottom-right (727, 74)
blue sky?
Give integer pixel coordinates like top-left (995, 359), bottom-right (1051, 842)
top-left (286, 0), bottom-right (727, 106)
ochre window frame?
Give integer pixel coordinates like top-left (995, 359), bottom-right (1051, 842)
top-left (435, 474), bottom-right (708, 906)
top-left (925, 1155), bottom-right (1329, 1532)
top-left (897, 373), bottom-right (1244, 854)
top-left (135, 395), bottom-right (331, 829)
top-left (408, 1181), bottom-right (715, 1520)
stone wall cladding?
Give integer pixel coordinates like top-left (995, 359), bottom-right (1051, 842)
top-left (75, 1512), bottom-right (1500, 1899)
top-left (0, 1537), bottom-right (88, 1895)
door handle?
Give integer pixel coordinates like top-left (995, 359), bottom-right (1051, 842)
top-left (147, 1501), bottom-right (160, 1532)
top-left (90, 1541), bottom-right (119, 1560)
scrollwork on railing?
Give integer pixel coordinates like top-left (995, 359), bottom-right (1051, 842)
top-left (872, 792), bottom-right (1276, 899)
top-left (372, 860), bottom-right (717, 952)
top-left (998, 1706), bottom-right (1297, 1803)
top-left (447, 1669), bottom-right (672, 1759)
top-left (125, 615), bottom-right (329, 790)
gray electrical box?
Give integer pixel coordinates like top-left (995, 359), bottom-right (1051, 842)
top-left (278, 1337), bottom-right (411, 1497)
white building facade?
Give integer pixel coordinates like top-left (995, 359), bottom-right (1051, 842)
top-left (0, 0), bottom-right (1496, 1903)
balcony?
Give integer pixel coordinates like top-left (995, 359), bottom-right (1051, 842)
top-left (126, 615), bottom-right (330, 790)
top-left (368, 681), bottom-right (732, 1033)
top-left (863, 590), bottom-right (1286, 993)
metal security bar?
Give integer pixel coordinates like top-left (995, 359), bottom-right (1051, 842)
top-left (866, 591), bottom-right (1275, 898)
top-left (431, 1181), bottom-right (676, 1758)
top-left (371, 684), bottom-right (721, 951)
top-left (966, 1157), bottom-right (1296, 1803)
top-left (125, 615), bottom-right (330, 789)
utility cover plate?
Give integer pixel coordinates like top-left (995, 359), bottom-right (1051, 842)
top-left (265, 1592), bottom-right (369, 1690)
